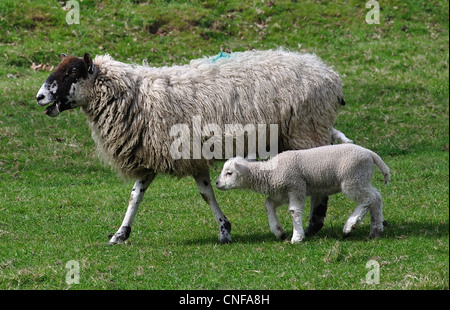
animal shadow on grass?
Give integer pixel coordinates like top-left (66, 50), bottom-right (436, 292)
top-left (182, 220), bottom-right (449, 245)
top-left (303, 220), bottom-right (449, 241)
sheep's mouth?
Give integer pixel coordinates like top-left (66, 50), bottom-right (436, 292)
top-left (44, 101), bottom-right (61, 117)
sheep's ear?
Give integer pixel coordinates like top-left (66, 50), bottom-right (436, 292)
top-left (234, 161), bottom-right (249, 175)
top-left (60, 53), bottom-right (68, 60)
top-left (83, 52), bottom-right (94, 74)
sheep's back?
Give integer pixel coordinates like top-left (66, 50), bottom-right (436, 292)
top-left (89, 51), bottom-right (343, 178)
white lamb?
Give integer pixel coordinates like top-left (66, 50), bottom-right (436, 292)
top-left (216, 144), bottom-right (390, 243)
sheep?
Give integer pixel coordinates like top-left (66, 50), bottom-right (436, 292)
top-left (216, 144), bottom-right (390, 243)
top-left (35, 49), bottom-right (351, 245)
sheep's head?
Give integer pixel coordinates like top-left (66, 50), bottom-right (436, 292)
top-left (216, 157), bottom-right (250, 190)
top-left (36, 53), bottom-right (96, 117)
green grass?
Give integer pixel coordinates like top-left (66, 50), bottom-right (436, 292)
top-left (0, 0), bottom-right (448, 290)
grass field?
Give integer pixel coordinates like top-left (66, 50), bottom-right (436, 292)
top-left (0, 0), bottom-right (448, 290)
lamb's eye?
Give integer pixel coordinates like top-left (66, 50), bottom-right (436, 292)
top-left (70, 68), bottom-right (78, 76)
top-left (226, 172), bottom-right (233, 176)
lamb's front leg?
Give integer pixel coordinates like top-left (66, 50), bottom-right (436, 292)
top-left (108, 173), bottom-right (155, 245)
top-left (265, 197), bottom-right (286, 240)
top-left (194, 172), bottom-right (232, 244)
top-left (288, 192), bottom-right (306, 244)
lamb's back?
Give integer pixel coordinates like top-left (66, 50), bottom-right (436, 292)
top-left (274, 145), bottom-right (372, 194)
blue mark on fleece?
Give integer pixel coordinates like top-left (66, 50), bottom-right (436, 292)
top-left (210, 51), bottom-right (232, 63)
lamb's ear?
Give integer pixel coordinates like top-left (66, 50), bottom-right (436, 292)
top-left (83, 52), bottom-right (94, 74)
top-left (60, 53), bottom-right (68, 60)
top-left (245, 155), bottom-right (257, 162)
top-left (234, 160), bottom-right (249, 175)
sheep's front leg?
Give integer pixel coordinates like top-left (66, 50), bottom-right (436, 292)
top-left (288, 192), bottom-right (306, 244)
top-left (265, 197), bottom-right (286, 240)
top-left (108, 173), bottom-right (155, 245)
top-left (194, 173), bottom-right (232, 244)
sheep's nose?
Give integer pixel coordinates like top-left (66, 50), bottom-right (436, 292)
top-left (36, 94), bottom-right (45, 102)
top-left (215, 180), bottom-right (219, 186)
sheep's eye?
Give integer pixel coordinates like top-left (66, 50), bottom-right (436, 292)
top-left (70, 68), bottom-right (78, 76)
top-left (226, 172), bottom-right (233, 176)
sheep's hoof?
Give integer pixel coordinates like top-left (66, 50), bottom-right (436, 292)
top-left (107, 226), bottom-right (131, 245)
top-left (218, 236), bottom-right (232, 244)
top-left (218, 219), bottom-right (232, 244)
top-left (305, 222), bottom-right (324, 237)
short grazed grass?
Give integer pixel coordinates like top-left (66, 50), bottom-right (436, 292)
top-left (0, 0), bottom-right (448, 290)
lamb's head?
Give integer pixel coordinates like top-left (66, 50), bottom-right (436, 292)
top-left (216, 157), bottom-right (250, 191)
top-left (36, 53), bottom-right (96, 117)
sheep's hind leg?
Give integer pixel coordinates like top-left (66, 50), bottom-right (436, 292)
top-left (194, 172), bottom-right (232, 244)
top-left (108, 173), bottom-right (155, 245)
top-left (305, 195), bottom-right (328, 237)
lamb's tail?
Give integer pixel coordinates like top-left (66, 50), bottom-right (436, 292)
top-left (370, 151), bottom-right (390, 184)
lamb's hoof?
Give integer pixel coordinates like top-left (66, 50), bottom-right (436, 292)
top-left (369, 230), bottom-right (383, 239)
top-left (343, 223), bottom-right (356, 239)
top-left (277, 231), bottom-right (287, 241)
top-left (343, 232), bottom-right (352, 239)
top-left (290, 234), bottom-right (304, 244)
top-left (107, 226), bottom-right (131, 245)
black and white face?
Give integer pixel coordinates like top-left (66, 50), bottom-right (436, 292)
top-left (36, 53), bottom-right (94, 117)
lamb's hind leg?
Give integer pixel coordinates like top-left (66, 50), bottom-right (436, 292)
top-left (194, 172), bottom-right (232, 244)
top-left (108, 173), bottom-right (155, 245)
top-left (343, 186), bottom-right (377, 238)
top-left (368, 189), bottom-right (384, 238)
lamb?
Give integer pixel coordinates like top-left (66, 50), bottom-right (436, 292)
top-left (36, 49), bottom-right (351, 245)
top-left (216, 144), bottom-right (390, 243)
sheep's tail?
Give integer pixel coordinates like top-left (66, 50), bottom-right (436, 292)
top-left (370, 151), bottom-right (390, 184)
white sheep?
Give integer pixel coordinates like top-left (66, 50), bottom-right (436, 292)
top-left (36, 49), bottom-right (351, 245)
top-left (216, 144), bottom-right (389, 243)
